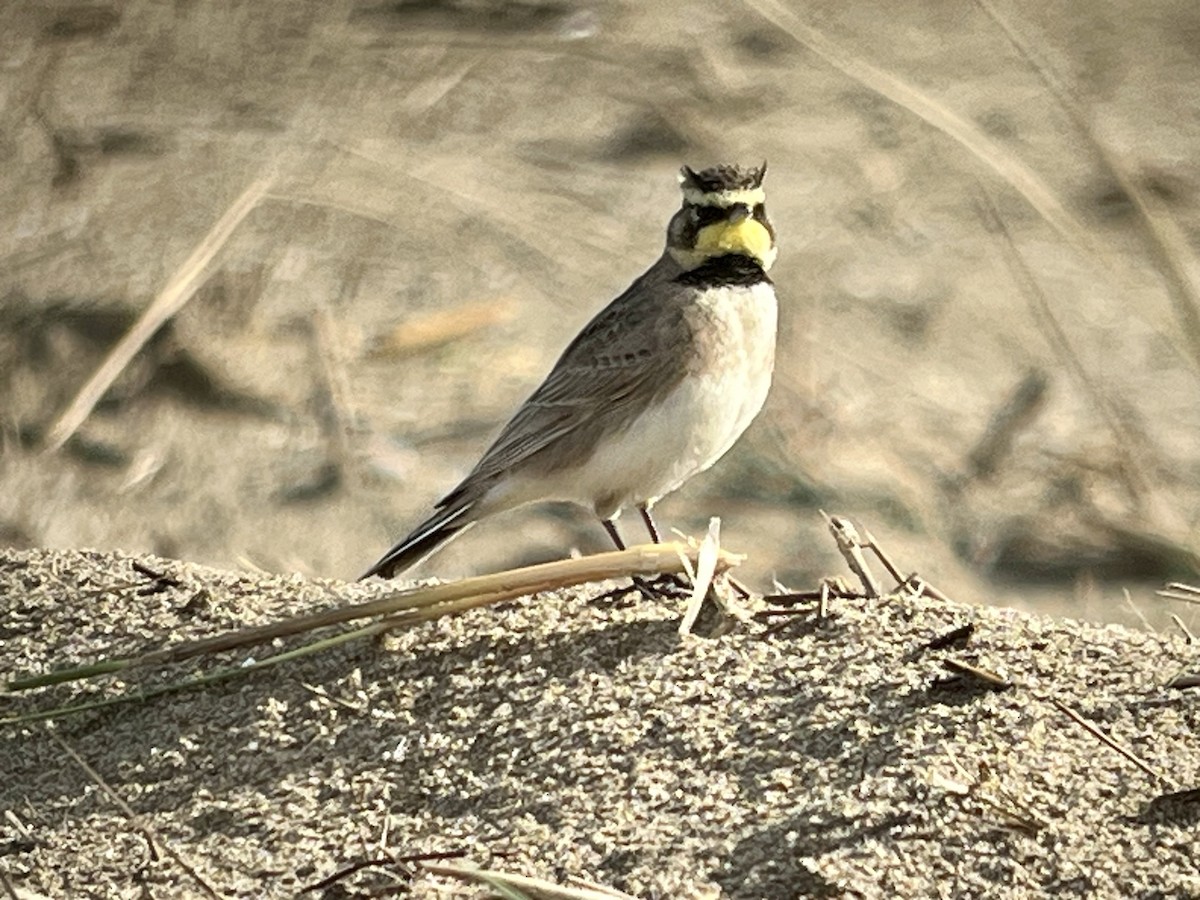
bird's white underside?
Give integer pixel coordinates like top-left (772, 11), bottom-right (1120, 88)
top-left (479, 280), bottom-right (778, 522)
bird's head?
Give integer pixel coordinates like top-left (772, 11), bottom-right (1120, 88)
top-left (666, 162), bottom-right (776, 271)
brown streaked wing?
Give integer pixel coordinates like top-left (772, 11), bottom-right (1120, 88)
top-left (461, 274), bottom-right (696, 485)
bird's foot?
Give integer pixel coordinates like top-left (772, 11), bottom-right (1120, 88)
top-left (632, 573), bottom-right (693, 601)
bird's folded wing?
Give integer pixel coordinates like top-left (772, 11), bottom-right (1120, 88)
top-left (461, 286), bottom-right (694, 485)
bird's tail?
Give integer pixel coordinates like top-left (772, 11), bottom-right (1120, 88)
top-left (358, 498), bottom-right (475, 580)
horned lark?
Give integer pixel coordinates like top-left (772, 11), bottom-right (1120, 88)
top-left (362, 163), bottom-right (777, 579)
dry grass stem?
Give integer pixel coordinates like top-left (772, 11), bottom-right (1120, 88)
top-left (761, 577), bottom-right (862, 607)
top-left (861, 528), bottom-right (906, 586)
top-left (1121, 588), bottom-right (1155, 633)
top-left (916, 580), bottom-right (954, 604)
top-left (1158, 582), bottom-right (1200, 606)
top-left (823, 512), bottom-right (882, 597)
top-left (301, 850), bottom-right (471, 894)
top-left (943, 658), bottom-right (1011, 689)
top-left (367, 296), bottom-right (518, 357)
top-left (421, 862), bottom-right (638, 900)
top-left (940, 749), bottom-right (1049, 835)
top-left (9, 543), bottom-right (742, 691)
top-left (1169, 614), bottom-right (1195, 643)
top-left (741, 0), bottom-right (1097, 255)
top-left (1049, 698), bottom-right (1174, 789)
top-left (196, 541), bottom-right (727, 654)
top-left (679, 518), bottom-right (721, 636)
top-left (973, 0), bottom-right (1200, 370)
top-left (1166, 673), bottom-right (1200, 690)
top-left (44, 173), bottom-right (275, 451)
top-left (50, 730), bottom-right (219, 898)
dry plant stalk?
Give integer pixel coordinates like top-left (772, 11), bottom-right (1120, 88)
top-left (973, 0), bottom-right (1200, 370)
top-left (823, 512), bottom-right (882, 598)
top-left (45, 174), bottom-right (275, 451)
top-left (9, 542), bottom-right (742, 692)
top-left (51, 731), bottom-right (220, 898)
top-left (421, 861), bottom-right (639, 900)
top-left (935, 747), bottom-right (1050, 835)
top-left (1168, 613), bottom-right (1195, 643)
top-left (1158, 583), bottom-right (1200, 607)
top-left (739, 0), bottom-right (1097, 255)
top-left (1049, 698), bottom-right (1174, 789)
top-left (679, 518), bottom-right (722, 636)
top-left (943, 658), bottom-right (1011, 689)
top-left (368, 296), bottom-right (518, 357)
top-left (1167, 673), bottom-right (1200, 690)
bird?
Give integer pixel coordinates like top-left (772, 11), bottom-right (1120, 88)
top-left (361, 162), bottom-right (778, 581)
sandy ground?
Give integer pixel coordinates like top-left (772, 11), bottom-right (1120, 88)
top-left (1, 0), bottom-right (1200, 632)
top-left (2, 548), bottom-right (1199, 898)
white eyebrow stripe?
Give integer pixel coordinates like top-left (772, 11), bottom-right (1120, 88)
top-left (680, 186), bottom-right (766, 207)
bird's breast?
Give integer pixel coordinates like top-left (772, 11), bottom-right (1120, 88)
top-left (585, 280), bottom-right (777, 514)
top-left (684, 280), bottom-right (778, 383)
top-left (680, 279), bottom-right (778, 453)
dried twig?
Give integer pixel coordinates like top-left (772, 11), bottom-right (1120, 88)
top-left (50, 730), bottom-right (219, 898)
top-left (1049, 698), bottom-right (1174, 789)
top-left (679, 519), bottom-right (721, 636)
top-left (943, 658), bottom-right (1012, 690)
top-left (421, 861), bottom-right (639, 900)
top-left (739, 0), bottom-right (1098, 255)
top-left (45, 174), bottom-right (274, 451)
top-left (964, 370), bottom-right (1050, 480)
top-left (973, 0), bottom-right (1200, 370)
top-left (823, 512), bottom-right (881, 598)
top-left (8, 543), bottom-right (742, 692)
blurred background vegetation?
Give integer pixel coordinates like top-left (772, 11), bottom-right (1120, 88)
top-left (2, 0), bottom-right (1199, 629)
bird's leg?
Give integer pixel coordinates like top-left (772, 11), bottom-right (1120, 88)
top-left (599, 516), bottom-right (683, 601)
top-left (602, 518), bottom-right (628, 551)
top-left (634, 507), bottom-right (692, 597)
top-left (638, 506), bottom-right (662, 544)
top-left (639, 505), bottom-right (752, 599)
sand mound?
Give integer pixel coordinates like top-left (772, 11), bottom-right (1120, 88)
top-left (1, 549), bottom-right (1197, 898)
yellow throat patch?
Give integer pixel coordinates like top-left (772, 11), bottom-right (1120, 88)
top-left (693, 218), bottom-right (776, 269)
